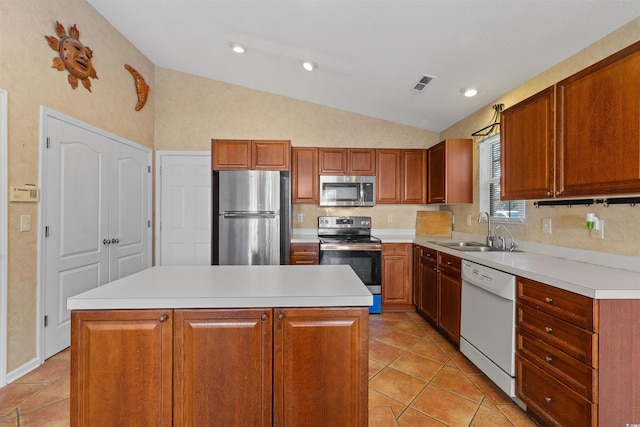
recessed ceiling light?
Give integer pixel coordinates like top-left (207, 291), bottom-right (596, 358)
top-left (461, 87), bottom-right (479, 97)
top-left (302, 60), bottom-right (317, 71)
top-left (229, 42), bottom-right (247, 54)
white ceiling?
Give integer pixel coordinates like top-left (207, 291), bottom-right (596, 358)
top-left (87, 0), bottom-right (639, 132)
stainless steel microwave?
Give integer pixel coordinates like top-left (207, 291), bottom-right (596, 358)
top-left (319, 175), bottom-right (376, 207)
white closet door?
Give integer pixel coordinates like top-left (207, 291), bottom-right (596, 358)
top-left (109, 141), bottom-right (151, 280)
top-left (43, 117), bottom-right (110, 358)
top-left (159, 153), bottom-right (211, 266)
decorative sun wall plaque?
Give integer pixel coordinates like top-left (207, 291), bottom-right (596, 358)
top-left (124, 64), bottom-right (150, 111)
top-left (45, 21), bottom-right (98, 92)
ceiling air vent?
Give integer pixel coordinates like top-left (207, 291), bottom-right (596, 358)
top-left (412, 74), bottom-right (436, 92)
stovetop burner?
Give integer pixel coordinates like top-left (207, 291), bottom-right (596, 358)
top-left (317, 216), bottom-right (380, 245)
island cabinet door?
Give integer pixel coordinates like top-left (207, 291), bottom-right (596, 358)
top-left (173, 309), bottom-right (273, 427)
top-left (272, 307), bottom-right (369, 427)
top-left (70, 310), bottom-right (173, 427)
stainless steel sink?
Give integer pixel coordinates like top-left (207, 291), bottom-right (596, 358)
top-left (429, 241), bottom-right (521, 252)
top-left (436, 241), bottom-right (487, 247)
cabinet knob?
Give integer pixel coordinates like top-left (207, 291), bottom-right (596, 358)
top-left (544, 356), bottom-right (553, 363)
top-left (159, 314), bottom-right (169, 323)
top-left (446, 261), bottom-right (452, 265)
top-left (112, 238), bottom-right (120, 244)
top-left (260, 313), bottom-right (268, 322)
top-left (545, 396), bottom-right (552, 403)
top-left (545, 297), bottom-right (553, 304)
top-left (103, 239), bottom-right (110, 245)
top-left (545, 326), bottom-right (553, 333)
top-left (547, 191), bottom-right (553, 196)
top-left (278, 313), bottom-right (285, 321)
top-left (556, 191), bottom-right (563, 196)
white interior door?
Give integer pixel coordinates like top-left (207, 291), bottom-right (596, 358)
top-left (41, 110), bottom-right (151, 359)
top-left (157, 152), bottom-right (211, 266)
top-left (42, 116), bottom-right (110, 358)
top-left (110, 141), bottom-right (151, 279)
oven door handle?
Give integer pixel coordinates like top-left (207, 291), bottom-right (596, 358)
top-left (320, 243), bottom-right (382, 251)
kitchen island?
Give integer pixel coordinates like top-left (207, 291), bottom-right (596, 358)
top-left (67, 265), bottom-right (372, 427)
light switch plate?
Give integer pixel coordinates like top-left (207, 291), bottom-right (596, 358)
top-left (542, 218), bottom-right (552, 234)
top-left (20, 215), bottom-right (31, 232)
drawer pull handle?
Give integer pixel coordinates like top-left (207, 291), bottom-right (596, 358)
top-left (545, 327), bottom-right (553, 333)
top-left (544, 356), bottom-right (553, 363)
top-left (545, 297), bottom-right (553, 304)
top-left (447, 261), bottom-right (453, 265)
top-left (545, 396), bottom-right (552, 403)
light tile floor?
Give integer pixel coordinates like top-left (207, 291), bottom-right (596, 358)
top-left (0, 311), bottom-right (536, 426)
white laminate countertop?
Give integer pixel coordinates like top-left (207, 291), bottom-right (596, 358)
top-left (414, 236), bottom-right (640, 300)
top-left (67, 265), bottom-right (373, 310)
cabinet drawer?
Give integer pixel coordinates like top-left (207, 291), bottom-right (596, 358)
top-left (517, 277), bottom-right (596, 331)
top-left (517, 303), bottom-right (597, 367)
top-left (437, 252), bottom-right (461, 276)
top-left (290, 244), bottom-right (319, 256)
top-left (382, 243), bottom-right (410, 256)
top-left (516, 355), bottom-right (595, 427)
top-left (421, 247), bottom-right (438, 264)
top-left (517, 329), bottom-right (596, 400)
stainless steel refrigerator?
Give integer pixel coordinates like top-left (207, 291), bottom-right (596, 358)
top-left (212, 170), bottom-right (291, 265)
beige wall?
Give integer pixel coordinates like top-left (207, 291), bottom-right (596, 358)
top-left (0, 0), bottom-right (155, 371)
top-left (1, 0), bottom-right (638, 376)
top-left (440, 17), bottom-right (640, 258)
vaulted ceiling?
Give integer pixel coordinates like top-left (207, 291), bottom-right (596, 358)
top-left (88, 0), bottom-right (639, 131)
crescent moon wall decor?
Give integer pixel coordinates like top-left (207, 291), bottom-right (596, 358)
top-left (124, 64), bottom-right (150, 111)
top-left (45, 21), bottom-right (98, 92)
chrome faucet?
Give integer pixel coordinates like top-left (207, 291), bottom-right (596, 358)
top-left (478, 211), bottom-right (495, 248)
top-left (495, 224), bottom-right (518, 252)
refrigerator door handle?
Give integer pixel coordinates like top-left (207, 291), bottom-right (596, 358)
top-left (222, 211), bottom-right (278, 219)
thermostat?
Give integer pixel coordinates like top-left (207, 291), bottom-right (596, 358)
top-left (9, 185), bottom-right (39, 202)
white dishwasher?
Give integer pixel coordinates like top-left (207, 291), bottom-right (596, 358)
top-left (460, 260), bottom-right (516, 398)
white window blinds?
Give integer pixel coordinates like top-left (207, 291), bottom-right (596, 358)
top-left (479, 134), bottom-right (525, 223)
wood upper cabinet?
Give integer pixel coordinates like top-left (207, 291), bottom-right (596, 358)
top-left (500, 87), bottom-right (556, 200)
top-left (319, 148), bottom-right (376, 175)
top-left (376, 149), bottom-right (402, 204)
top-left (427, 139), bottom-right (472, 204)
top-left (212, 139), bottom-right (290, 170)
top-left (319, 148), bottom-right (348, 174)
top-left (402, 149), bottom-right (427, 204)
top-left (381, 243), bottom-right (414, 311)
top-left (71, 310), bottom-right (173, 427)
top-left (173, 309), bottom-right (272, 427)
top-left (273, 307), bottom-right (369, 427)
top-left (376, 149), bottom-right (427, 204)
top-left (291, 147), bottom-right (319, 203)
top-left (348, 148), bottom-right (376, 175)
top-left (502, 41), bottom-right (640, 200)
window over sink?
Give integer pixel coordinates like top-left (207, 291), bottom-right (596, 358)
top-left (479, 134), bottom-right (525, 223)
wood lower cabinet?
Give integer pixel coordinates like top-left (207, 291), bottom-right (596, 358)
top-left (173, 309), bottom-right (272, 426)
top-left (212, 139), bottom-right (290, 170)
top-left (273, 308), bottom-right (368, 426)
top-left (71, 307), bottom-right (368, 427)
top-left (413, 246), bottom-right (461, 345)
top-left (70, 309), bottom-right (173, 427)
top-left (381, 243), bottom-right (413, 311)
top-left (516, 277), bottom-right (640, 426)
top-left (289, 243), bottom-right (319, 265)
top-left (436, 252), bottom-right (461, 345)
top-left (415, 245), bottom-right (438, 324)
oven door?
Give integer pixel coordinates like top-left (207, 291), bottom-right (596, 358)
top-left (318, 244), bottom-right (381, 294)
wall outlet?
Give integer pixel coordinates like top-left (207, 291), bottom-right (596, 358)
top-left (542, 218), bottom-right (552, 234)
top-left (297, 213), bottom-right (303, 223)
top-left (591, 219), bottom-right (604, 239)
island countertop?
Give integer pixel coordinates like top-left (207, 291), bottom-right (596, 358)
top-left (67, 265), bottom-right (373, 310)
